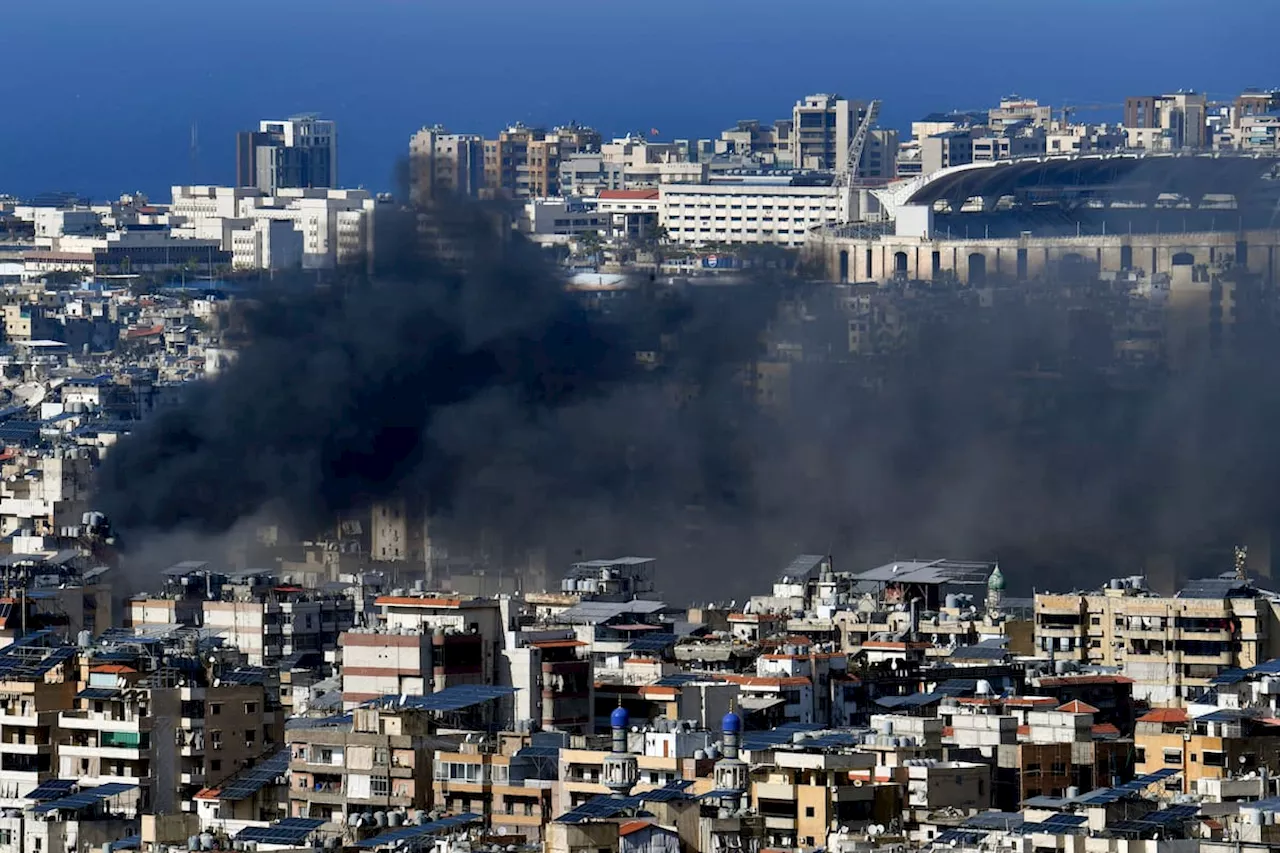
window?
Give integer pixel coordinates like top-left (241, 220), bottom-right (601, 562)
top-left (1163, 748), bottom-right (1182, 765)
top-left (805, 806), bottom-right (815, 817)
top-left (371, 776), bottom-right (390, 796)
top-left (245, 730), bottom-right (256, 746)
top-left (1050, 762), bottom-right (1067, 775)
top-left (374, 747), bottom-right (389, 766)
top-left (1203, 751), bottom-right (1226, 767)
top-left (244, 702), bottom-right (257, 715)
top-left (211, 759), bottom-right (222, 772)
top-left (1135, 747), bottom-right (1146, 763)
top-left (210, 703), bottom-right (223, 716)
top-left (211, 730), bottom-right (223, 750)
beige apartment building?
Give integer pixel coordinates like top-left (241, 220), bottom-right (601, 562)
top-left (1034, 576), bottom-right (1280, 706)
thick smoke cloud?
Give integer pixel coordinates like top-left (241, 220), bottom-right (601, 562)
top-left (95, 203), bottom-right (1280, 597)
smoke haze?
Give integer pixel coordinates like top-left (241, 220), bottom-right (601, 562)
top-left (94, 205), bottom-right (1280, 598)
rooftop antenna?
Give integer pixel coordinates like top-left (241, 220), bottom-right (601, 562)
top-left (189, 120), bottom-right (200, 185)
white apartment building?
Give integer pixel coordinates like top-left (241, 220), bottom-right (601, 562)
top-left (170, 186), bottom-right (263, 221)
top-left (230, 219), bottom-right (303, 272)
top-left (202, 595), bottom-right (356, 668)
top-left (0, 646), bottom-right (79, 807)
top-left (1236, 113), bottom-right (1280, 151)
top-left (660, 181), bottom-right (853, 248)
top-left (0, 450), bottom-right (93, 537)
top-left (518, 198), bottom-right (607, 239)
top-left (238, 189), bottom-right (374, 269)
top-left (57, 675), bottom-right (164, 815)
top-left (168, 186), bottom-right (375, 270)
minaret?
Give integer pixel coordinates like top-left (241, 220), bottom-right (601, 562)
top-left (602, 705), bottom-right (638, 798)
top-left (713, 708), bottom-right (748, 805)
top-left (986, 564), bottom-right (1005, 617)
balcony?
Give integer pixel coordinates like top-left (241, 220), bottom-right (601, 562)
top-left (754, 782), bottom-right (796, 802)
top-left (1181, 652), bottom-right (1233, 666)
top-left (1125, 628), bottom-right (1169, 640)
top-left (59, 713), bottom-right (147, 733)
top-left (60, 744), bottom-right (145, 761)
top-left (1037, 626), bottom-right (1083, 638)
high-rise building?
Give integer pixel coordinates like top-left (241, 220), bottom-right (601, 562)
top-left (1124, 92), bottom-right (1207, 149)
top-left (408, 127), bottom-right (485, 203)
top-left (1233, 88), bottom-right (1280, 128)
top-left (236, 115), bottom-right (337, 194)
top-left (790, 94), bottom-right (868, 174)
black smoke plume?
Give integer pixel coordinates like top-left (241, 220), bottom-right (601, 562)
top-left (95, 202), bottom-right (1280, 597)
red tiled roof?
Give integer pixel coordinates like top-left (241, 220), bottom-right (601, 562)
top-left (1092, 723), bottom-right (1121, 737)
top-left (530, 639), bottom-right (587, 649)
top-left (619, 821), bottom-right (653, 837)
top-left (1058, 700), bottom-right (1100, 714)
top-left (1038, 674), bottom-right (1133, 687)
top-left (718, 674), bottom-right (811, 688)
top-left (124, 324), bottom-right (164, 340)
top-left (90, 664), bottom-right (136, 674)
top-left (1004, 697), bottom-right (1059, 708)
top-left (862, 641), bottom-right (931, 650)
top-left (1139, 708), bottom-right (1188, 724)
top-left (599, 189), bottom-right (660, 200)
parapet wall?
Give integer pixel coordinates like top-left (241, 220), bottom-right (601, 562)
top-left (807, 228), bottom-right (1280, 285)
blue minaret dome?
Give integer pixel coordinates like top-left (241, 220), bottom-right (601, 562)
top-left (721, 711), bottom-right (742, 734)
top-left (611, 706), bottom-right (630, 729)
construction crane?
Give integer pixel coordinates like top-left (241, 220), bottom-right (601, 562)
top-left (1057, 102), bottom-right (1124, 126)
top-left (841, 99), bottom-right (882, 188)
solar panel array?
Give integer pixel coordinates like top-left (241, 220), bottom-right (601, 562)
top-left (285, 714), bottom-right (352, 731)
top-left (354, 813), bottom-right (482, 849)
top-left (77, 688), bottom-right (121, 700)
top-left (1210, 668), bottom-right (1248, 685)
top-left (638, 781), bottom-right (694, 802)
top-left (1178, 576), bottom-right (1252, 599)
top-left (741, 722), bottom-right (824, 750)
top-left (113, 835), bottom-right (141, 851)
top-left (627, 634), bottom-right (678, 652)
top-left (361, 685), bottom-right (515, 713)
top-left (963, 812), bottom-right (1024, 830)
top-left (34, 783), bottom-right (136, 814)
top-left (935, 678), bottom-right (980, 697)
top-left (933, 829), bottom-right (988, 846)
top-left (0, 643), bottom-right (76, 681)
top-left (219, 666), bottom-right (270, 685)
top-left (1106, 809), bottom-right (1200, 837)
top-left (1077, 769), bottom-right (1180, 805)
top-left (216, 748), bottom-right (289, 801)
top-left (1021, 813), bottom-right (1087, 834)
top-left (654, 673), bottom-right (720, 687)
top-left (24, 779), bottom-right (76, 801)
top-left (1141, 805), bottom-right (1200, 826)
top-left (236, 817), bottom-right (325, 845)
top-left (875, 692), bottom-right (944, 709)
top-left (556, 794), bottom-right (646, 823)
top-left (698, 788), bottom-right (745, 801)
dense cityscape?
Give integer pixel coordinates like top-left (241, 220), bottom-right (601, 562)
top-left (0, 73), bottom-right (1278, 853)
